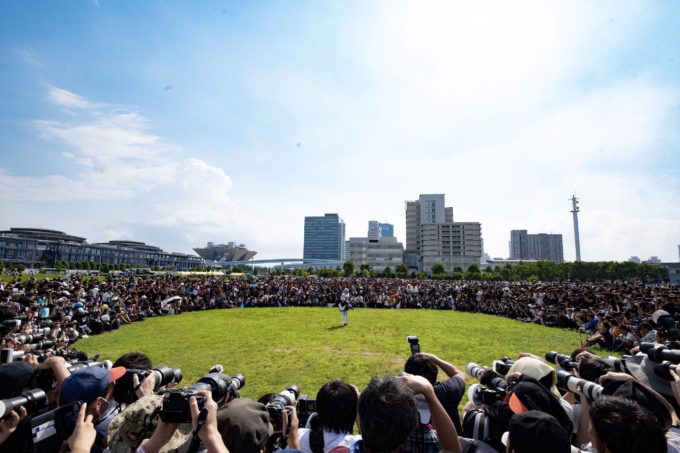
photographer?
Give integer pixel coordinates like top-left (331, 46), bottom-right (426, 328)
top-left (404, 352), bottom-right (466, 434)
top-left (137, 390), bottom-right (228, 453)
top-left (294, 380), bottom-right (359, 453)
top-left (350, 374), bottom-right (461, 453)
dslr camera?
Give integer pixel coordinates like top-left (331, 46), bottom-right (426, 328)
top-left (114, 366), bottom-right (183, 405)
top-left (160, 371), bottom-right (245, 423)
top-left (466, 363), bottom-right (511, 406)
top-left (266, 385), bottom-right (299, 432)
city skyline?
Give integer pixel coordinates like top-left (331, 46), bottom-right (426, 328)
top-left (1, 1), bottom-right (679, 262)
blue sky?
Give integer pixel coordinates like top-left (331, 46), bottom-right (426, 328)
top-left (1, 0), bottom-right (679, 261)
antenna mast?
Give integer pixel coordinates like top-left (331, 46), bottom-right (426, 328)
top-left (570, 195), bottom-right (581, 261)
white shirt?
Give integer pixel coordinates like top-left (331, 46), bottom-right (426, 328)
top-left (297, 428), bottom-right (358, 453)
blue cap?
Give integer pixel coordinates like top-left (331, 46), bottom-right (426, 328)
top-left (60, 366), bottom-right (125, 404)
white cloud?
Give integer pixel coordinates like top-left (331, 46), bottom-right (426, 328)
top-left (0, 87), bottom-right (239, 254)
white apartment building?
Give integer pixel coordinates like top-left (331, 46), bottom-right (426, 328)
top-left (348, 236), bottom-right (404, 272)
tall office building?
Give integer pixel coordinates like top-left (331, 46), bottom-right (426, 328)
top-left (303, 214), bottom-right (346, 260)
top-left (404, 194), bottom-right (482, 272)
top-left (368, 221), bottom-right (381, 241)
top-left (509, 230), bottom-right (564, 263)
top-left (379, 223), bottom-right (394, 238)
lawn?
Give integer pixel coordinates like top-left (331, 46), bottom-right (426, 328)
top-left (74, 307), bottom-right (582, 401)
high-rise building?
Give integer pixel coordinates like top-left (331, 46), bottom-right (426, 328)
top-left (404, 194), bottom-right (482, 272)
top-left (368, 221), bottom-right (381, 241)
top-left (303, 214), bottom-right (346, 260)
top-left (379, 223), bottom-right (394, 238)
top-left (509, 230), bottom-right (564, 263)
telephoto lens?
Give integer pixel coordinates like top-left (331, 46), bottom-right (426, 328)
top-left (0, 389), bottom-right (47, 420)
top-left (556, 370), bottom-right (603, 400)
top-left (545, 351), bottom-right (579, 371)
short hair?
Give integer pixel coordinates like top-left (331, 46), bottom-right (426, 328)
top-left (316, 380), bottom-right (358, 434)
top-left (404, 353), bottom-right (438, 384)
top-left (590, 396), bottom-right (666, 453)
top-left (358, 376), bottom-right (417, 453)
top-left (578, 357), bottom-right (610, 383)
top-left (113, 352), bottom-right (152, 370)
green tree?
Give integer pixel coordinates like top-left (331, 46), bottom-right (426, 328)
top-left (395, 264), bottom-right (409, 278)
top-left (382, 267), bottom-right (394, 278)
top-left (431, 262), bottom-right (446, 275)
top-left (343, 261), bottom-right (355, 277)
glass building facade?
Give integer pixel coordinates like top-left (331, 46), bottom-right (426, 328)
top-left (0, 228), bottom-right (202, 270)
top-left (303, 214), bottom-right (345, 260)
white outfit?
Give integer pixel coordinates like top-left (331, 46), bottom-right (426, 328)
top-left (297, 428), bottom-right (358, 453)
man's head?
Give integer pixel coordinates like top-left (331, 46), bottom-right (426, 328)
top-left (578, 357), bottom-right (611, 383)
top-left (358, 376), bottom-right (417, 453)
top-left (503, 411), bottom-right (571, 453)
top-left (60, 366), bottom-right (126, 419)
top-left (113, 352), bottom-right (152, 370)
top-left (404, 354), bottom-right (437, 385)
top-left (316, 380), bottom-right (358, 434)
top-left (589, 396), bottom-right (666, 453)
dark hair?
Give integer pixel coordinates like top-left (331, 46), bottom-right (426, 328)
top-left (578, 357), bottom-right (610, 383)
top-left (113, 352), bottom-right (152, 370)
top-left (358, 376), bottom-right (417, 453)
top-left (590, 396), bottom-right (666, 453)
top-left (404, 353), bottom-right (437, 384)
top-left (316, 380), bottom-right (358, 434)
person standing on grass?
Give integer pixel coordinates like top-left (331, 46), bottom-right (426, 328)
top-left (339, 288), bottom-right (352, 327)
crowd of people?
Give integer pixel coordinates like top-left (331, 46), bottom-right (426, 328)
top-left (1, 274), bottom-right (678, 355)
top-left (1, 344), bottom-right (680, 452)
top-left (0, 273), bottom-right (679, 452)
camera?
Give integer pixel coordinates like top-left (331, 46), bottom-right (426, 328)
top-left (466, 363), bottom-right (510, 406)
top-left (160, 372), bottom-right (243, 423)
top-left (640, 343), bottom-right (680, 364)
top-left (407, 336), bottom-right (420, 355)
top-left (653, 361), bottom-right (680, 381)
top-left (296, 394), bottom-right (317, 427)
top-left (492, 357), bottom-right (514, 376)
top-left (0, 388), bottom-right (47, 420)
top-left (1, 348), bottom-right (25, 364)
top-left (266, 385), bottom-right (299, 432)
top-left (555, 370), bottom-right (603, 400)
top-left (653, 310), bottom-right (680, 341)
top-left (114, 366), bottom-right (183, 405)
top-left (545, 351), bottom-right (579, 371)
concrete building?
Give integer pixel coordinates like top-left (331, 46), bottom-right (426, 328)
top-left (368, 221), bottom-right (382, 241)
top-left (303, 213), bottom-right (346, 261)
top-left (0, 228), bottom-right (202, 269)
top-left (193, 242), bottom-right (257, 262)
top-left (509, 230), bottom-right (564, 263)
top-left (348, 236), bottom-right (404, 272)
top-left (644, 256), bottom-right (662, 264)
top-left (629, 256), bottom-right (641, 264)
top-left (404, 194), bottom-right (482, 272)
top-left (420, 222), bottom-right (482, 272)
top-left (663, 263), bottom-right (680, 285)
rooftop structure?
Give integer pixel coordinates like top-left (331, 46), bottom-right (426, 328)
top-left (193, 242), bottom-right (257, 261)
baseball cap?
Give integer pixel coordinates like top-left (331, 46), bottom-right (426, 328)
top-left (217, 398), bottom-right (273, 453)
top-left (506, 378), bottom-right (573, 435)
top-left (507, 357), bottom-right (560, 399)
top-left (501, 411), bottom-right (571, 453)
top-left (60, 366), bottom-right (126, 404)
top-left (0, 361), bottom-right (36, 399)
top-left (107, 394), bottom-right (191, 453)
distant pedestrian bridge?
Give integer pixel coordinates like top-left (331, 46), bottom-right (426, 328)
top-left (207, 258), bottom-right (344, 269)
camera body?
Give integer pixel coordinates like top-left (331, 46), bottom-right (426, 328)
top-left (266, 386), bottom-right (299, 432)
top-left (407, 336), bottom-right (420, 355)
top-left (159, 372), bottom-right (242, 423)
top-left (492, 357), bottom-right (514, 376)
top-left (296, 394), bottom-right (317, 427)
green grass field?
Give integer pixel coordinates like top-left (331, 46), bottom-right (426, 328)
top-left (75, 308), bottom-right (581, 401)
